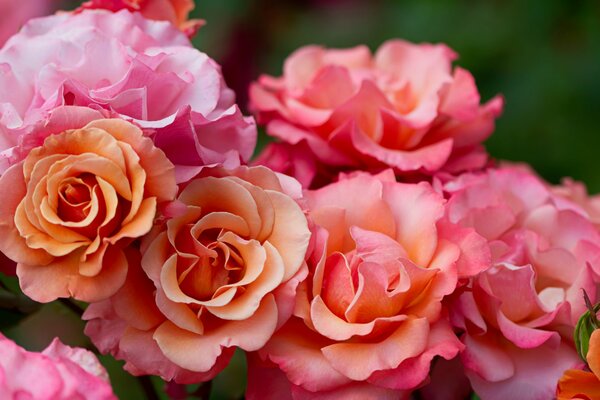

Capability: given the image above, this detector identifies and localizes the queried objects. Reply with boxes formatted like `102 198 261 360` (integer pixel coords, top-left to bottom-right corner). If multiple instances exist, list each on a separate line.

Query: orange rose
84 166 311 382
557 329 600 399
0 119 176 302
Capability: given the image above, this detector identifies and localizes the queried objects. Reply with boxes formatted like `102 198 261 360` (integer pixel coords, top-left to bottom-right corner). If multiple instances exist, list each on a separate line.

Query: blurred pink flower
250 40 503 187
248 170 490 398
0 0 51 47
76 0 204 37
0 334 115 399
445 166 600 400
0 10 256 182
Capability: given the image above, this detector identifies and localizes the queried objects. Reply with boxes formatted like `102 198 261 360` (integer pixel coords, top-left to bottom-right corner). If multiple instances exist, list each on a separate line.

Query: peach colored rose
445 167 600 400
251 40 503 188
557 329 600 400
0 334 115 399
248 170 491 398
84 165 311 382
0 118 176 302
76 0 203 36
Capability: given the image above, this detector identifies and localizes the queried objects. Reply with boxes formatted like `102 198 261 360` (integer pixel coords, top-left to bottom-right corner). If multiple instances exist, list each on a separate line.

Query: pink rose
0 334 115 399
76 0 203 37
444 167 600 400
84 166 311 383
248 171 490 398
551 178 600 230
0 10 256 182
0 0 52 47
250 40 503 187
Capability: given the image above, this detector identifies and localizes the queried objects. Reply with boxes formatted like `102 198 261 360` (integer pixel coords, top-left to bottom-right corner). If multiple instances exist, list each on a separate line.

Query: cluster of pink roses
0 1 598 400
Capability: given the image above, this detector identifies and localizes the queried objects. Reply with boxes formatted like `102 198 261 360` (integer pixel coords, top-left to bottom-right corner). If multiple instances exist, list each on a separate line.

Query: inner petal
179 255 231 301
57 175 95 222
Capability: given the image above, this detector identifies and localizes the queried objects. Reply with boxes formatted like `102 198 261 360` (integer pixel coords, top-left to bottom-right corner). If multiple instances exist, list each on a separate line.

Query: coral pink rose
444 167 600 400
76 0 203 37
0 0 52 47
0 116 176 302
84 165 311 382
250 40 503 188
0 10 255 182
0 334 115 399
248 171 491 398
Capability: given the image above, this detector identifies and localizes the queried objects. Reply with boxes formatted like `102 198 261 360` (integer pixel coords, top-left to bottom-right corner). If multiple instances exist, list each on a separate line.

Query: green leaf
574 290 600 362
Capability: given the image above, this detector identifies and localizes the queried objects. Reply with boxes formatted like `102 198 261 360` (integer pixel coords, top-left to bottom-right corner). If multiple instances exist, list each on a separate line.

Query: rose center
177 227 245 301
57 176 95 222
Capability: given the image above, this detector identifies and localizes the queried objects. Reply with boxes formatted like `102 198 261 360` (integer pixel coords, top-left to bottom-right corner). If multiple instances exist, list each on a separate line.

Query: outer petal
153 295 278 372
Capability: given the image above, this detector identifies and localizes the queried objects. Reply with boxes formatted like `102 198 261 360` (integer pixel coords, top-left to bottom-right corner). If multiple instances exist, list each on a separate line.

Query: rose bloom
246 171 490 398
552 178 600 231
557 329 600 399
0 0 52 47
250 40 503 188
84 165 311 382
0 9 255 182
76 0 203 36
0 334 115 399
0 113 176 303
445 166 600 400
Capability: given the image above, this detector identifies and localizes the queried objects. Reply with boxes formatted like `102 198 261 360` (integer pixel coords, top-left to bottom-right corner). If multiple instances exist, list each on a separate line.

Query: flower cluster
0 2 598 400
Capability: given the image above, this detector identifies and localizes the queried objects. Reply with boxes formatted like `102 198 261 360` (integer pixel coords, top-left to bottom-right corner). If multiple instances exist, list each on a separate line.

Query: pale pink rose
76 0 203 37
444 166 600 400
250 41 503 187
0 334 115 400
552 178 600 230
0 10 256 182
0 112 177 302
248 170 491 398
0 0 52 47
84 165 311 383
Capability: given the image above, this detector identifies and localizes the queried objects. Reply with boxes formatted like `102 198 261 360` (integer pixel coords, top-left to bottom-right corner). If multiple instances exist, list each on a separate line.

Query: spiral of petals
0 118 176 302
84 165 311 382
248 170 490 397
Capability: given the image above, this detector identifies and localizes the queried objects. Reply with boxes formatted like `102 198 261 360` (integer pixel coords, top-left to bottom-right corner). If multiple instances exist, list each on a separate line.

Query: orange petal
557 369 600 400
0 162 52 265
587 329 600 378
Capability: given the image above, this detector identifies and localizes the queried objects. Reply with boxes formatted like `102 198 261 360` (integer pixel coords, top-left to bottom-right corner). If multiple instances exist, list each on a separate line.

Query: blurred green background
4 0 600 399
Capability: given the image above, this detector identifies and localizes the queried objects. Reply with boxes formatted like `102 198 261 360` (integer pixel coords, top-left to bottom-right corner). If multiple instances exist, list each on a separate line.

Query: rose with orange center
0 118 176 302
247 170 490 398
84 166 311 381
